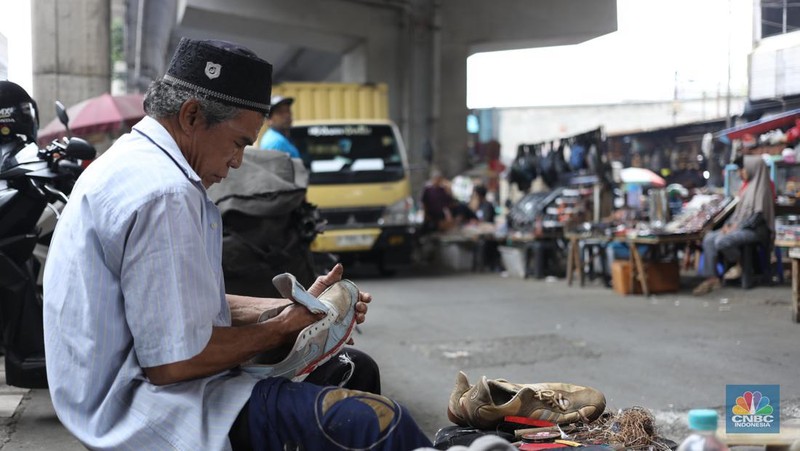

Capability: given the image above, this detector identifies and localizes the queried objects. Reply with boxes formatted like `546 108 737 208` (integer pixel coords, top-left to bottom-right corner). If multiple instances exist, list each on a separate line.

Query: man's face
269 103 292 132
186 109 265 188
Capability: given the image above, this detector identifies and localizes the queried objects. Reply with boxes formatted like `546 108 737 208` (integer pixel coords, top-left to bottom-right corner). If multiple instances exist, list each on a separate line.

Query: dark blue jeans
700 228 761 277
229 348 432 450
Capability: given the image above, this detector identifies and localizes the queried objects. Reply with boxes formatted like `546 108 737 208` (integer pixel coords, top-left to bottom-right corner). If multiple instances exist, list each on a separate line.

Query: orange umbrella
38 93 145 144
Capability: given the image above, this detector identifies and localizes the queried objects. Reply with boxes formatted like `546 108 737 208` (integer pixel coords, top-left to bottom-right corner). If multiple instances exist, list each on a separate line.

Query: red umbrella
38 93 145 144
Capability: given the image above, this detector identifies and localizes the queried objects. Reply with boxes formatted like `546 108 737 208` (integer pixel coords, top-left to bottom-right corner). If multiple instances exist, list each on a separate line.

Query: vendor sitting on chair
693 155 775 295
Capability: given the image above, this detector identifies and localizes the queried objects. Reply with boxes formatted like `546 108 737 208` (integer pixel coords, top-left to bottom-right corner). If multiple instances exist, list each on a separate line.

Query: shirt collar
132 116 202 184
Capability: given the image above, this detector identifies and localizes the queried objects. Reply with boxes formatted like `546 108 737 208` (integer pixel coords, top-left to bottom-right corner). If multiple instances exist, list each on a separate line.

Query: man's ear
177 99 202 134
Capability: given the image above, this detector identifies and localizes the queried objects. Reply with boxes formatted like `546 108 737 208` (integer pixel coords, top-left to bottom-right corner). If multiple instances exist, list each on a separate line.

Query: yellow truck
267 83 418 274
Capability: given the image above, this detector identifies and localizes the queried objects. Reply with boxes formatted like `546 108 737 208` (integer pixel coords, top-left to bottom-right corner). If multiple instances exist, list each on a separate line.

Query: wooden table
719 417 800 449
565 232 611 287
433 230 498 272
505 231 563 279
621 199 738 296
775 239 800 323
623 232 704 297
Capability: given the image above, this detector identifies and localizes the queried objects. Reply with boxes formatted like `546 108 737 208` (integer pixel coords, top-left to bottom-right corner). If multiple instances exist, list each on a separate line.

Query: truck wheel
377 256 396 277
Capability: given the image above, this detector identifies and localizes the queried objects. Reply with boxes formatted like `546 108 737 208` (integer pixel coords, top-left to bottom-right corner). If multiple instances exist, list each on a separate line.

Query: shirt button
210 222 218 230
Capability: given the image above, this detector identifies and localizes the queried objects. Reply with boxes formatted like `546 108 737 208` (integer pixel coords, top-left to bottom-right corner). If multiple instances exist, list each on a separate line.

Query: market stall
776 216 800 322
505 128 611 279
622 194 735 296
717 107 800 214
716 109 800 318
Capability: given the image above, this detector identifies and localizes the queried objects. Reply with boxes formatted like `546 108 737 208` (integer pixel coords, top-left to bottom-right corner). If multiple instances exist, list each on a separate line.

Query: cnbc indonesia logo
732 392 773 425
726 385 780 433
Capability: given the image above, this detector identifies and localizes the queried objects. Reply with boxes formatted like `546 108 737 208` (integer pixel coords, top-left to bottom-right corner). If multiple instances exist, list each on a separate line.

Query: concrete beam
442 0 617 53
130 0 618 186
178 0 398 42
177 6 361 54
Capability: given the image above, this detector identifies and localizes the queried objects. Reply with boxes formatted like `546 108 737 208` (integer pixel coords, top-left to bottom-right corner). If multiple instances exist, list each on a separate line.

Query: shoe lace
336 352 355 387
534 389 594 423
532 389 570 411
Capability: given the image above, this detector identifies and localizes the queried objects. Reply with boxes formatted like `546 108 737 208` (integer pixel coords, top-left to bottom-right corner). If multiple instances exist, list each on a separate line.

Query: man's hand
146 267 374 385
308 263 370 320
308 264 371 344
228 295 291 326
307 263 345 296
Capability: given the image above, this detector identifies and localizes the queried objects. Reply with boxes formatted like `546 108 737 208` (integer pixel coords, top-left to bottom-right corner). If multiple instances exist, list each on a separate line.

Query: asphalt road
1 263 799 449
348 263 800 445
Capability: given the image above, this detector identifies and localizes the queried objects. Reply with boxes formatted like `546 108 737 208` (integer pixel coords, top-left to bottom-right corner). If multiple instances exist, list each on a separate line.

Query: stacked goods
663 195 732 235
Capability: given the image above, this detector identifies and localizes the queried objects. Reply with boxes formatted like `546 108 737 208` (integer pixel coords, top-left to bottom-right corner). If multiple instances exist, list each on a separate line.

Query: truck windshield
290 124 405 185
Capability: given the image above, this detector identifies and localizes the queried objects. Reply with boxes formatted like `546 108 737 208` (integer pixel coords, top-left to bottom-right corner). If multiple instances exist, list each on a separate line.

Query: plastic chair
708 240 782 289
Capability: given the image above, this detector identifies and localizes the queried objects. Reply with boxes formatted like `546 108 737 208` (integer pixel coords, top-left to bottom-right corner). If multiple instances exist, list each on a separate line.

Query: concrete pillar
436 40 470 179
341 43 367 83
0 33 8 80
405 0 437 197
125 0 177 93
32 0 111 127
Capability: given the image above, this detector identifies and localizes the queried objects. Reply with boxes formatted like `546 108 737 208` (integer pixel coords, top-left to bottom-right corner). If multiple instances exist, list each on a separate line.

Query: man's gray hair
143 79 255 126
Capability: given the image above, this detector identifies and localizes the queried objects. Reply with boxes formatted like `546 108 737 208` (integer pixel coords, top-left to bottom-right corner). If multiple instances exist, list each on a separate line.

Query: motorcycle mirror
64 137 96 161
55 101 71 137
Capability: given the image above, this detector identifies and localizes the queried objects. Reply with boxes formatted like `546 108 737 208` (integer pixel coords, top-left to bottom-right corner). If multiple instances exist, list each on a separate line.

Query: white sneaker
242 273 359 381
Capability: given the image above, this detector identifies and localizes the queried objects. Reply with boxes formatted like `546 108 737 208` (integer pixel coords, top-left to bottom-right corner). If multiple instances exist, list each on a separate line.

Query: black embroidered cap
163 37 272 114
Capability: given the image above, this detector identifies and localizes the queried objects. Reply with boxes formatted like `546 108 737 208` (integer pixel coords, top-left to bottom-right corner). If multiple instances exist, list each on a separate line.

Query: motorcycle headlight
379 197 416 226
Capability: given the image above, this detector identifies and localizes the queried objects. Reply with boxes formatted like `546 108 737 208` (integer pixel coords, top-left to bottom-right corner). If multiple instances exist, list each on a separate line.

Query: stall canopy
715 108 800 144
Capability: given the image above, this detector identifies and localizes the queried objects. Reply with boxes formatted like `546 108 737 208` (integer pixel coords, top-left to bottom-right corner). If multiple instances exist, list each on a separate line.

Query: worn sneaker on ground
447 371 606 429
242 273 359 381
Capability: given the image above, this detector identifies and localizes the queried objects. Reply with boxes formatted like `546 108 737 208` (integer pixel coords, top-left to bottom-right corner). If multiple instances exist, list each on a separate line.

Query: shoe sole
290 279 360 380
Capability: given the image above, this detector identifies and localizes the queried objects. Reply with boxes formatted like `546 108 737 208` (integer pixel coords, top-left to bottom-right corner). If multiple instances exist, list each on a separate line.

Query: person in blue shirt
259 95 300 158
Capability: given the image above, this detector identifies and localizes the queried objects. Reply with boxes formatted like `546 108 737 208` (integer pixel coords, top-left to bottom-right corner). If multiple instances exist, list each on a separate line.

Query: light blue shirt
43 116 258 450
259 127 300 158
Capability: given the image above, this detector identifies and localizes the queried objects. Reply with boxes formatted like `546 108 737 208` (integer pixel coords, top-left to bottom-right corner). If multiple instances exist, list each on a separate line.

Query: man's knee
339 348 381 394
304 348 382 394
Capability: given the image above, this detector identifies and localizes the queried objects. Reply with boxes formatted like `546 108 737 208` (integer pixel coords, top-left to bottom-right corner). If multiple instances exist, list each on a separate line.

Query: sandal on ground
723 264 742 280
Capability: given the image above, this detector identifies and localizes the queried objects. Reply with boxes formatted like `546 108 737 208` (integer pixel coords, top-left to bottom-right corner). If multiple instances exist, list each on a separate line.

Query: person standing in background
420 168 454 233
259 95 300 158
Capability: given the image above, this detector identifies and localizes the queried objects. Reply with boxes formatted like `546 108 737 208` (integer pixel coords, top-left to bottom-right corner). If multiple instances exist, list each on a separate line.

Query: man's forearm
227 294 291 326
146 297 327 385
143 320 289 385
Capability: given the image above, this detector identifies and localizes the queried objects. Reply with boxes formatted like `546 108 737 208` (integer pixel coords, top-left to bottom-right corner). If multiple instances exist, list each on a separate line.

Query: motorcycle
0 102 96 388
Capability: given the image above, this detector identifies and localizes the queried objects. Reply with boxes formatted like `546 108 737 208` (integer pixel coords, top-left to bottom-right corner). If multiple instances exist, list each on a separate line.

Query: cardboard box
611 260 680 295
437 241 475 272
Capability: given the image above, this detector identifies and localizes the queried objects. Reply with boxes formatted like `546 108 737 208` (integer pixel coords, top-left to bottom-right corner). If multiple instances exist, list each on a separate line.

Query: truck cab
290 119 418 273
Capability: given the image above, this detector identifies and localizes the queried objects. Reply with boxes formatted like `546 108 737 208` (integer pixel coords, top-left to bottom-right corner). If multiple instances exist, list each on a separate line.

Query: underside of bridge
35 0 616 189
